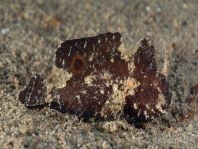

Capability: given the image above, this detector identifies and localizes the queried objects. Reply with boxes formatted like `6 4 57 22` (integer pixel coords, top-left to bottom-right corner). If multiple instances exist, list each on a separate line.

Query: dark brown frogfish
18 32 172 123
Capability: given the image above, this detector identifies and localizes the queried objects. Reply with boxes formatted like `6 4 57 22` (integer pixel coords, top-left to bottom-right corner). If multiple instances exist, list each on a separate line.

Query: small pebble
1 28 10 34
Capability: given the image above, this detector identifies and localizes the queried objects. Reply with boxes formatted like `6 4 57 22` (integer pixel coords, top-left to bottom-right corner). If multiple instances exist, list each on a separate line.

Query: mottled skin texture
124 38 172 122
18 32 172 123
18 74 46 106
51 32 129 119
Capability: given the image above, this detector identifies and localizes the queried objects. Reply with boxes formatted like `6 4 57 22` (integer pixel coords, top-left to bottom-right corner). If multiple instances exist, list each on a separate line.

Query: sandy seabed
0 0 198 148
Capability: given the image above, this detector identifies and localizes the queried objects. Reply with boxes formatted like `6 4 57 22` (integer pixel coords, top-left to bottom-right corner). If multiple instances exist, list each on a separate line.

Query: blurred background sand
0 0 198 148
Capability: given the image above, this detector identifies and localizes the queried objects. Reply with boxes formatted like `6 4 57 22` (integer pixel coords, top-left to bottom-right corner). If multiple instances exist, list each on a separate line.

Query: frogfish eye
71 54 86 73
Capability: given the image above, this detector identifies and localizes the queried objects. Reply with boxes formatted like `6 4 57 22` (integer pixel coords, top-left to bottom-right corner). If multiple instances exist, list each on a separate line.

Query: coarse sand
0 0 198 148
